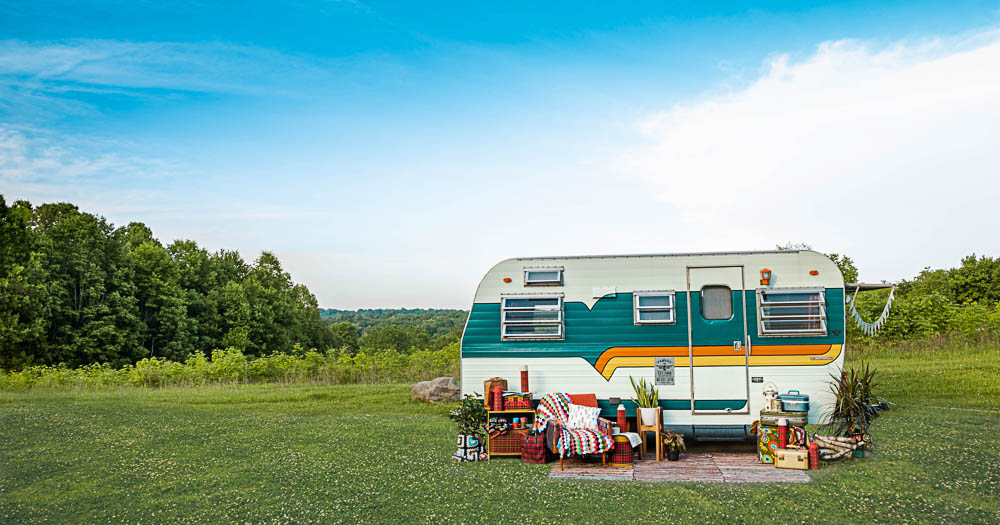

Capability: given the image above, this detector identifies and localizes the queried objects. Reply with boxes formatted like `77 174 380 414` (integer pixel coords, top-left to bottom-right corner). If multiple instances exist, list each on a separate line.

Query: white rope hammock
847 285 895 336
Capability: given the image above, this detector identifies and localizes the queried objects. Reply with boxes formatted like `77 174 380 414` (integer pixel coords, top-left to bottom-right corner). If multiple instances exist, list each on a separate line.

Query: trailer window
524 267 563 286
501 295 564 340
634 291 676 324
758 288 827 335
701 286 733 320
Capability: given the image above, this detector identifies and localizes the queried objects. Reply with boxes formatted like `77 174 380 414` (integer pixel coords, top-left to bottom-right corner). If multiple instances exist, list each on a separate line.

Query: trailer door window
501 295 564 340
758 288 827 335
634 291 676 324
701 286 733 320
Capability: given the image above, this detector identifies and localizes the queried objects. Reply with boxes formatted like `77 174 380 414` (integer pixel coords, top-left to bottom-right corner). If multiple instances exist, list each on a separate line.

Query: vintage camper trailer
460 250 845 440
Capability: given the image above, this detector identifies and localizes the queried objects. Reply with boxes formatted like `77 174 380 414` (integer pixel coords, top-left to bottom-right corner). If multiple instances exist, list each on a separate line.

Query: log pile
813 434 864 461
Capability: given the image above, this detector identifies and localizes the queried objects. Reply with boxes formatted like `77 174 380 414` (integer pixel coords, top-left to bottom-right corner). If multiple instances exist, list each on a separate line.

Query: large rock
411 377 460 403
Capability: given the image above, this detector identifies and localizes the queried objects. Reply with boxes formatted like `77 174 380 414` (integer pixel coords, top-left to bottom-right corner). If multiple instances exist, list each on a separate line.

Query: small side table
636 407 663 461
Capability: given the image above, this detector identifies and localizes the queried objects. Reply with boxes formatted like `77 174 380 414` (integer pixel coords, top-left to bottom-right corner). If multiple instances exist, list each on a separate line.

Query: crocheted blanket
533 393 613 457
533 392 572 433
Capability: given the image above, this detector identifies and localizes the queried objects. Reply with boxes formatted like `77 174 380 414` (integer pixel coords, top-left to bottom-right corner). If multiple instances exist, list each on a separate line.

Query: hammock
847 285 895 336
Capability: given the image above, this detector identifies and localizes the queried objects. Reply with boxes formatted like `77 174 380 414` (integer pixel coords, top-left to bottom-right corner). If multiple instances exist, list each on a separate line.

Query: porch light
760 268 772 286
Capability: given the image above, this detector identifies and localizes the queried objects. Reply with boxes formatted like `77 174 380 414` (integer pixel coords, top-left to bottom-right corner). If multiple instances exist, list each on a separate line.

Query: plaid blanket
533 393 613 458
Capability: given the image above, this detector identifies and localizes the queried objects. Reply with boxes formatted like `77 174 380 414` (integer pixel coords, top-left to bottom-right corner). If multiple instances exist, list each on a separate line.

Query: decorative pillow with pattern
566 403 601 431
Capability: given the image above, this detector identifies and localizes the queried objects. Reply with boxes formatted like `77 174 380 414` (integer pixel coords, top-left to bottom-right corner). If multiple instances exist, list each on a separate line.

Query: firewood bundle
812 434 864 460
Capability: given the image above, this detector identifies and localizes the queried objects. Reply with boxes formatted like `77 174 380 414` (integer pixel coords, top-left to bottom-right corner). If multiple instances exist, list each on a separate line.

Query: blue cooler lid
778 389 809 401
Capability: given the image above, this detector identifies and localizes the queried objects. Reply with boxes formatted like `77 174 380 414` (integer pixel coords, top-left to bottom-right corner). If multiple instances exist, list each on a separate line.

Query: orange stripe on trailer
595 344 840 380
593 344 831 371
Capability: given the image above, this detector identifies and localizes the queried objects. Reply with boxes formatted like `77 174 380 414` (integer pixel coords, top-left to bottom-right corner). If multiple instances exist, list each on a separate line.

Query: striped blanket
533 393 613 458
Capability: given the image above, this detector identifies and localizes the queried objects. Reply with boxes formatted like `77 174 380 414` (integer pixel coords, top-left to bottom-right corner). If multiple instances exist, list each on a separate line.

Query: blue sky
2 1 999 308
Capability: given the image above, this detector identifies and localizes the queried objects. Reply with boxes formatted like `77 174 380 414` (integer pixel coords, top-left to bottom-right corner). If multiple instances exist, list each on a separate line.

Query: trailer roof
511 249 805 261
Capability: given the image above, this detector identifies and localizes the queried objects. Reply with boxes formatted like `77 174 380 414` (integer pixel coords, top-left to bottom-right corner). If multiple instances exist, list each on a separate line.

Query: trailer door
686 266 750 415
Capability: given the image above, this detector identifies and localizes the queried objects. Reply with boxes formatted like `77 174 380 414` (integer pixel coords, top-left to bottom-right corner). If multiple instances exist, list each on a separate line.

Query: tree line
322 309 467 354
0 196 333 369
850 254 1000 340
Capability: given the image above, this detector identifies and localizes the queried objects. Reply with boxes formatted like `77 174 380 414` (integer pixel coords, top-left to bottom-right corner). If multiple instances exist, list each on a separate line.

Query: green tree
328 321 360 353
826 253 859 284
950 254 1000 305
30 203 142 366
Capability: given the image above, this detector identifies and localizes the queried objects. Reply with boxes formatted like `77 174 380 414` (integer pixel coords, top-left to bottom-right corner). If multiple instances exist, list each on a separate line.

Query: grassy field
1 342 998 524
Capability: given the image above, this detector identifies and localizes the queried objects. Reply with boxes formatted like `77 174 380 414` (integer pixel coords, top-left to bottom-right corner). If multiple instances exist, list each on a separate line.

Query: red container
491 386 504 412
617 404 627 430
808 441 820 470
609 435 634 466
778 424 788 450
520 365 529 392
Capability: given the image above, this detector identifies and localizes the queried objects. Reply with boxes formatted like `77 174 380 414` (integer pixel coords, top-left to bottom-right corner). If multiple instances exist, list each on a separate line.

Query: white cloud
0 39 330 96
623 30 1000 281
0 125 177 182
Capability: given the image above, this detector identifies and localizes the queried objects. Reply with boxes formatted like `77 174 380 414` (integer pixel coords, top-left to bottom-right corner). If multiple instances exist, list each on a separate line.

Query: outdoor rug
547 452 811 483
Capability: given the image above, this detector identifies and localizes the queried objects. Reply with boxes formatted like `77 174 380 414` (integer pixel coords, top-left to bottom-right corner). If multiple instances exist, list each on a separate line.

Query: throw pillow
566 403 601 431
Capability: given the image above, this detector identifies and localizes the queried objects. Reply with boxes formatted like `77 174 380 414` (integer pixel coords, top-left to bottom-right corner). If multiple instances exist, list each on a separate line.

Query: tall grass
0 343 459 390
847 335 1000 410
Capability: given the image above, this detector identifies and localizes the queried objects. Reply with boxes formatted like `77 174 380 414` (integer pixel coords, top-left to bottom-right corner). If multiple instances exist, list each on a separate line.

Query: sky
1 1 999 308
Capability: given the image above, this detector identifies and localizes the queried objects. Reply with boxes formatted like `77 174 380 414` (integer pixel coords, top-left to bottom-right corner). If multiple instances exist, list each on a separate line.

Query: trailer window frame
501 293 565 340
633 290 677 325
757 287 827 336
523 266 564 286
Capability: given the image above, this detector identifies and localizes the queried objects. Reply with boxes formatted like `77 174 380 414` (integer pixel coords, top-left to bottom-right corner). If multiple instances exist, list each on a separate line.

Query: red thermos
493 386 504 410
808 441 820 470
617 404 627 431
777 418 788 449
520 365 529 392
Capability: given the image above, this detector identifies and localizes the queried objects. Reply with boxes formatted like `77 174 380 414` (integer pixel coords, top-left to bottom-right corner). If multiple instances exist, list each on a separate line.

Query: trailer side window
701 286 733 320
758 288 827 335
524 267 563 286
634 291 676 324
501 294 564 340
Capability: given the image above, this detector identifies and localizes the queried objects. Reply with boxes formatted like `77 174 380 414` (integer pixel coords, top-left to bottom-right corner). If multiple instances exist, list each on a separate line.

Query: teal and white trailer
460 250 846 439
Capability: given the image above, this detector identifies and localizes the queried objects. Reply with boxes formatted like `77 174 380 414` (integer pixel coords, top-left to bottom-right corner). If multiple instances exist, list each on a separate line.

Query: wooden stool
636 407 663 461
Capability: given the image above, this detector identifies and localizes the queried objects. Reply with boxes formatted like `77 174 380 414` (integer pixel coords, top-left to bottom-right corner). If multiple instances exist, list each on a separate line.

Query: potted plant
662 430 686 461
449 394 489 461
823 362 889 454
630 376 659 426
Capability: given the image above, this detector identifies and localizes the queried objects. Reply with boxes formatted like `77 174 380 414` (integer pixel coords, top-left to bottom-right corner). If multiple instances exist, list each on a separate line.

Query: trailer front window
501 294 564 340
758 288 827 335
634 291 676 324
524 267 563 286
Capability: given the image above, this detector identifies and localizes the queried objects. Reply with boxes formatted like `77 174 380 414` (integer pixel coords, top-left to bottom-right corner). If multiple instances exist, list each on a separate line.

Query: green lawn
1 343 998 524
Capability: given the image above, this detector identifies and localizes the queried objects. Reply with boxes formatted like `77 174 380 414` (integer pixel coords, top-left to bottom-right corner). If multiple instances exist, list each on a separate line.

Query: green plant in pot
449 393 488 444
630 376 659 426
662 430 686 461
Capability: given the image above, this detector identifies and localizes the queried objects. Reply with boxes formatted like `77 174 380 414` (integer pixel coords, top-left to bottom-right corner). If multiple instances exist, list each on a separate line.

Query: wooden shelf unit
486 409 536 458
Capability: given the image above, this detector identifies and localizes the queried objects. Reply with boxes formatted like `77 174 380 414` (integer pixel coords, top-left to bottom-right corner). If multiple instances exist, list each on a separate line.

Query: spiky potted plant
823 362 889 455
630 376 659 426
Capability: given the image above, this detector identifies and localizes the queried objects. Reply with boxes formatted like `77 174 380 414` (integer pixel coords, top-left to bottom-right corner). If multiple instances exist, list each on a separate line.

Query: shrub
0 343 460 390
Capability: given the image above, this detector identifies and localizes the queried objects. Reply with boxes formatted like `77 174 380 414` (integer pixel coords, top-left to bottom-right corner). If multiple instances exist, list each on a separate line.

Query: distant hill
319 309 469 347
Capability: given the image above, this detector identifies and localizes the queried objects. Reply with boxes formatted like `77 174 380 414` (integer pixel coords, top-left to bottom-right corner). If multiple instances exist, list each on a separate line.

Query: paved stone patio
548 447 811 483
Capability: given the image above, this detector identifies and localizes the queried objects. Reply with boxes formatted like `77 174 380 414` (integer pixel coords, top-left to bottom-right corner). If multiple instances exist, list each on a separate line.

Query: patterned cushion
566 403 601 430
